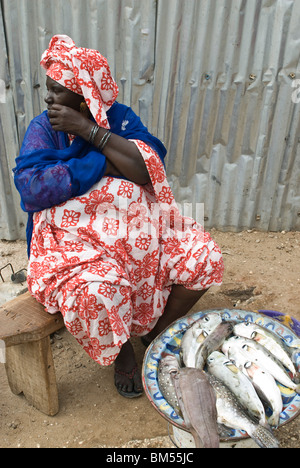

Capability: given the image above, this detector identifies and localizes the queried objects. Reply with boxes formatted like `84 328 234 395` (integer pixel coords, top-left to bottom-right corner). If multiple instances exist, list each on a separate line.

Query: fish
196 312 223 334
158 354 182 416
206 373 279 448
173 367 220 448
180 313 223 367
225 345 283 428
233 321 298 377
223 336 300 394
194 321 234 369
180 321 207 368
158 355 220 448
206 351 267 427
243 361 283 428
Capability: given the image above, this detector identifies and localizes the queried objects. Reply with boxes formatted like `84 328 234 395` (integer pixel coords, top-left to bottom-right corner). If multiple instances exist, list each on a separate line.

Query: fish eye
204 316 210 322
244 361 252 369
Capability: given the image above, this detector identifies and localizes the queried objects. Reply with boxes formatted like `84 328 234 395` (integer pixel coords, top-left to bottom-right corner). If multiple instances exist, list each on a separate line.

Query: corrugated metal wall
152 0 300 232
1 0 300 240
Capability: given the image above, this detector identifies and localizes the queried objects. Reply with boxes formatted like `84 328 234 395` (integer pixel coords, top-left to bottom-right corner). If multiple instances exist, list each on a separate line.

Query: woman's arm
47 104 151 185
14 115 107 213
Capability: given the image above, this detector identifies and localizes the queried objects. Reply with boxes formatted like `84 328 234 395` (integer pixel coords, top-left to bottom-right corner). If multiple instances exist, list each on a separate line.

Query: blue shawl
13 102 167 256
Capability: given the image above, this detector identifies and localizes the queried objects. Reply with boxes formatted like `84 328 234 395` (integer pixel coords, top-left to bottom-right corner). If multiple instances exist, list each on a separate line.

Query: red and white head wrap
40 35 118 129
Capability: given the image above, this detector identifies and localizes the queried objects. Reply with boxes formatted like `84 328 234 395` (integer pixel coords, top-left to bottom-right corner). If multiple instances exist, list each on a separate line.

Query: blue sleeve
14 151 107 213
14 114 107 213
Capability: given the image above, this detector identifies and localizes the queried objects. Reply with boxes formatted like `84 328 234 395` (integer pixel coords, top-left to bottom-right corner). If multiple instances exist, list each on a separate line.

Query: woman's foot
114 340 143 398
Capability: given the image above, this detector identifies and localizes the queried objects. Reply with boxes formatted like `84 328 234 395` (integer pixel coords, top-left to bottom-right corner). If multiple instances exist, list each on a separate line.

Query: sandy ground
0 229 299 449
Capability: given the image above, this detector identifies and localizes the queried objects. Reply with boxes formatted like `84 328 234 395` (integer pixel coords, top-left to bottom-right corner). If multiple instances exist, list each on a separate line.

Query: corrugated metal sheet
152 0 300 231
0 2 27 239
0 0 300 240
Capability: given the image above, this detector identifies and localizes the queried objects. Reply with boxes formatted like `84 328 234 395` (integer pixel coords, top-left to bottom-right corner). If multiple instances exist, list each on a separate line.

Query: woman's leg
114 340 143 397
145 285 208 343
114 285 207 397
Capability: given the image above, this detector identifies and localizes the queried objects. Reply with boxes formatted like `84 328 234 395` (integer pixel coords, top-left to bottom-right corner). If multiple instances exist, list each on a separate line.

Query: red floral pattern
28 141 224 366
61 209 81 228
117 181 134 199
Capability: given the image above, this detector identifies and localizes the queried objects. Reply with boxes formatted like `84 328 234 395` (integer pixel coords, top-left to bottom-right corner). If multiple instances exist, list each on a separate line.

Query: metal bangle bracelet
100 131 112 151
88 124 100 144
98 130 111 151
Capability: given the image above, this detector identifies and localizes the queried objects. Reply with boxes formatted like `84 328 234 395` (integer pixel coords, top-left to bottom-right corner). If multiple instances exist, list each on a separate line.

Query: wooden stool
0 291 65 416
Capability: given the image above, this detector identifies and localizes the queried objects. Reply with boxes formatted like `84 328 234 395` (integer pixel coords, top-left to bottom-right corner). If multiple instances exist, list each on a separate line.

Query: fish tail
250 425 279 449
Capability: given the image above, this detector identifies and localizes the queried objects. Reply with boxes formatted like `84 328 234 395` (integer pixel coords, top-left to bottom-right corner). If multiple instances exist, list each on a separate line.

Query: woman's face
45 76 83 111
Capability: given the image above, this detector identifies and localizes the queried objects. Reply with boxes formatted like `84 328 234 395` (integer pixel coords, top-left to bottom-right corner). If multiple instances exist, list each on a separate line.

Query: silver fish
195 321 234 369
196 312 223 334
244 361 283 428
233 321 298 377
207 373 279 448
206 351 267 427
158 354 181 416
225 345 283 428
173 367 220 448
223 336 300 394
180 313 223 367
181 321 207 368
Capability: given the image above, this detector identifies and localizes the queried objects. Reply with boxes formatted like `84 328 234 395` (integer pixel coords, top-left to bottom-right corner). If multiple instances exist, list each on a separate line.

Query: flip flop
114 365 143 398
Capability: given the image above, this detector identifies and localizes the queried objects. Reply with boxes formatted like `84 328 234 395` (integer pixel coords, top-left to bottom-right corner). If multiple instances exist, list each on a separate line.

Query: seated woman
13 35 224 398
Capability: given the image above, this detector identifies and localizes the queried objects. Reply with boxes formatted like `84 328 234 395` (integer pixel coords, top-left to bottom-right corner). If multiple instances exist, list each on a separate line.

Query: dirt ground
0 229 299 449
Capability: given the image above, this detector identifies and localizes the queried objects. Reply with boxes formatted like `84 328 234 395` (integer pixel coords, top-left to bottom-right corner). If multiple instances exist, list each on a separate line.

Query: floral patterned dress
27 140 224 366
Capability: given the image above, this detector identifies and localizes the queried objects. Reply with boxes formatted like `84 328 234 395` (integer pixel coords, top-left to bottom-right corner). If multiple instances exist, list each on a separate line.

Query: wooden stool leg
5 336 59 416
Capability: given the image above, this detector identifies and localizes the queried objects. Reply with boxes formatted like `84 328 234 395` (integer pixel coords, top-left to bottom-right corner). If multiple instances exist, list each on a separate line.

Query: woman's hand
48 104 90 136
48 104 151 185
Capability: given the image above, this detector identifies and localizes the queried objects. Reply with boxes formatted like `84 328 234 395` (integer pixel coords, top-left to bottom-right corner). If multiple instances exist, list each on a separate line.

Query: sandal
114 365 143 399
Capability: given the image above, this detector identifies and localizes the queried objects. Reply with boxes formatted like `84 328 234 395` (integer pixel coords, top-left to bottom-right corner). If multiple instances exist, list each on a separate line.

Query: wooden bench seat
0 291 65 416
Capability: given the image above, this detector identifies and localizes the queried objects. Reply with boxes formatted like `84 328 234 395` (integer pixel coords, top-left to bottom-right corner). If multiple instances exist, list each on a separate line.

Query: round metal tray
142 309 300 440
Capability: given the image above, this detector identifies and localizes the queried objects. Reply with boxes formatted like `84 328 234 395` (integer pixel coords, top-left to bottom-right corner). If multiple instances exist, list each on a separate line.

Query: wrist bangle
98 130 112 152
88 124 99 144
